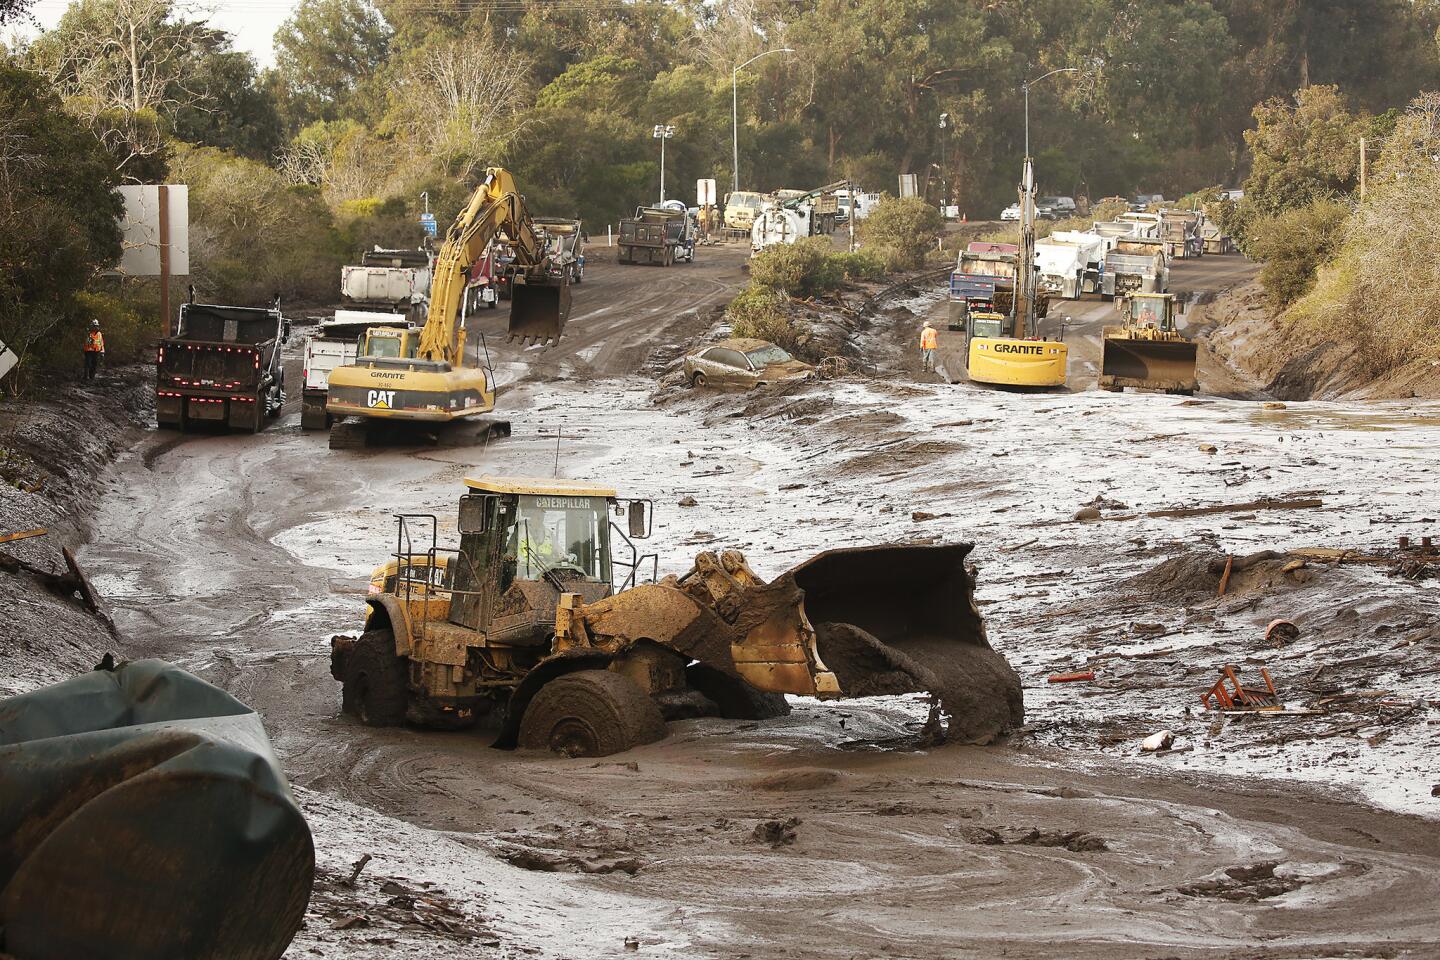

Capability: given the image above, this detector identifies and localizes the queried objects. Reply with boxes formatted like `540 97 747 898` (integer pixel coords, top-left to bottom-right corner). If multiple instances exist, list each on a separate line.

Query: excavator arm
420 167 571 361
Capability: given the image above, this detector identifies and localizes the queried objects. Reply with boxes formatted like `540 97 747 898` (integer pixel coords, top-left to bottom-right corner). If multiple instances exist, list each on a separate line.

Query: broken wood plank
0 528 47 546
1079 497 1325 523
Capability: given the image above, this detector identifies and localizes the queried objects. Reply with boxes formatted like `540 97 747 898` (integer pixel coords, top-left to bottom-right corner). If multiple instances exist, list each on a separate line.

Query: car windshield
507 494 610 583
745 345 793 366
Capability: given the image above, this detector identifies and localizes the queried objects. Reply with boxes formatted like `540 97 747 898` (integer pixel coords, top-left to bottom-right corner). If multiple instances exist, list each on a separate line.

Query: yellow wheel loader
1098 291 1198 395
326 168 573 448
330 476 1024 755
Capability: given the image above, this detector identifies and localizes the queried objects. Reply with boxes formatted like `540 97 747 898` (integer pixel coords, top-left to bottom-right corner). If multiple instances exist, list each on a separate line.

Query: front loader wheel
686 663 791 720
341 629 409 727
518 669 665 758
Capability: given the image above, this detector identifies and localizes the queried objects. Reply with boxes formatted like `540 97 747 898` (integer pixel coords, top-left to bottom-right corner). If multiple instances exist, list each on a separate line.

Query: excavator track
328 417 368 450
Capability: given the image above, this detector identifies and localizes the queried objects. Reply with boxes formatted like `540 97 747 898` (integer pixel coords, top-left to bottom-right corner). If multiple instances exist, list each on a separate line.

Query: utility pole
1360 137 1368 201
653 124 674 203
731 48 795 195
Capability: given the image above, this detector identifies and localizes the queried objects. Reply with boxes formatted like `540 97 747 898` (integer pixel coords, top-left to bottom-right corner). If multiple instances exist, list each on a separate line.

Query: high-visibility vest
920 327 938 350
84 331 105 352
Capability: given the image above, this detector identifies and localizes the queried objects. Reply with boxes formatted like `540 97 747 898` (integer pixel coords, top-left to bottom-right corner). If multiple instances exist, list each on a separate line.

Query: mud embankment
0 367 152 694
1200 280 1440 400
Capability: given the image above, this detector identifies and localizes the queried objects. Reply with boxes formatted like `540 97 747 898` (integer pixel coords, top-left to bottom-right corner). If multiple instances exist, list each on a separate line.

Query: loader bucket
1099 335 1198 392
787 543 1024 742
508 280 571 345
0 659 313 960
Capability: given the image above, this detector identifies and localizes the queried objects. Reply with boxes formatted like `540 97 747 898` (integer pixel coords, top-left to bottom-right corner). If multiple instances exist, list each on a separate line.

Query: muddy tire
690 372 707 388
518 669 665 758
685 663 791 720
341 629 409 727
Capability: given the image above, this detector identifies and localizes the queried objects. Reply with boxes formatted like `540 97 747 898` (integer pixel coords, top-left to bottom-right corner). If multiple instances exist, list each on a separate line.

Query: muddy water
64 252 1440 957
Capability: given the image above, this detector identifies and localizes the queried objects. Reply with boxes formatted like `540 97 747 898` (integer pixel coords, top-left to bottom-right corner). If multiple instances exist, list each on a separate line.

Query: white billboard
114 184 189 277
696 178 717 206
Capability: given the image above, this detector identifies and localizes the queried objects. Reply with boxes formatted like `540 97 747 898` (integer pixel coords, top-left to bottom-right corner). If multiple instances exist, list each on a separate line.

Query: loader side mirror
627 500 650 539
458 494 491 534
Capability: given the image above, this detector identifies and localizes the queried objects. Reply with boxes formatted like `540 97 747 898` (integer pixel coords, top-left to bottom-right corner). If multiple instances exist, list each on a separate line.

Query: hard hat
923 320 932 327
90 320 100 327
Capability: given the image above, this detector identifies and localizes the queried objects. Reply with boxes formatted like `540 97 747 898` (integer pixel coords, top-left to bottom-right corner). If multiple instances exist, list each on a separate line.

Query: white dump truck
1035 231 1110 299
339 248 432 317
1102 237 1169 300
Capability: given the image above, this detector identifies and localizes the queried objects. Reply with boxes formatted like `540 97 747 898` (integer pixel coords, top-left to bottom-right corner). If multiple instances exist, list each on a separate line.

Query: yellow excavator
1098 291 1198 395
326 168 571 447
963 157 1068 388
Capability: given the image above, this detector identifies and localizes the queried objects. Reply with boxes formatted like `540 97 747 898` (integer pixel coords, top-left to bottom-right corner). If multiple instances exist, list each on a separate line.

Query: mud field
7 243 1439 958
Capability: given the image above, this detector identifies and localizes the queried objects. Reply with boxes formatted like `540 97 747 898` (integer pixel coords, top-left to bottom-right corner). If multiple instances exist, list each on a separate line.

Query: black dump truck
618 206 689 265
156 302 288 433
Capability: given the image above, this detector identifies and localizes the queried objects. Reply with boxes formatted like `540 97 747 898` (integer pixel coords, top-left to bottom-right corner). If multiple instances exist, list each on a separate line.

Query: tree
272 0 391 128
859 197 943 270
0 62 123 384
1242 84 1384 215
168 41 282 160
171 143 344 302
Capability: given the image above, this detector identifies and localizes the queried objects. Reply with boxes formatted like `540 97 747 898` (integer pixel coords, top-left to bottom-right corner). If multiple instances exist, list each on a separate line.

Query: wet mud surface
7 248 1437 957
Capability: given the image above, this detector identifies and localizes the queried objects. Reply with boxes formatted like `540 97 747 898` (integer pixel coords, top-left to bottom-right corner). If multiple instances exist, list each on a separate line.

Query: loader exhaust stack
507 280 571 345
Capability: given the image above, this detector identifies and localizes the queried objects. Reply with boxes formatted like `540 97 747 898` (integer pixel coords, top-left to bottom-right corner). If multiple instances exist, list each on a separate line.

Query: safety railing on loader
609 497 657 592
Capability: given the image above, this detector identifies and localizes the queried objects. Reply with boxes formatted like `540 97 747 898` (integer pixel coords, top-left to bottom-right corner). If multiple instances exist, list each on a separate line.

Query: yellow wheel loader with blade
329 476 1024 755
326 168 572 448
1098 291 1198 395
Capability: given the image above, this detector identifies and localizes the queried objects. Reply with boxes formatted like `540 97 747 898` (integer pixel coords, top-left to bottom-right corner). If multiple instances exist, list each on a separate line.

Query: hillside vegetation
4 0 1440 388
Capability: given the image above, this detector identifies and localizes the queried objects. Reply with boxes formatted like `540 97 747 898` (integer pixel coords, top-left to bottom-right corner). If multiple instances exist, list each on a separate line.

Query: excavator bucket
785 543 1024 742
508 280 571 345
0 659 313 960
1099 334 1198 393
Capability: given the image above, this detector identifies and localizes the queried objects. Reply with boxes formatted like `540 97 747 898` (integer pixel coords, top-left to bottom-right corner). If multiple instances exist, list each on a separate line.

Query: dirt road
77 245 1440 958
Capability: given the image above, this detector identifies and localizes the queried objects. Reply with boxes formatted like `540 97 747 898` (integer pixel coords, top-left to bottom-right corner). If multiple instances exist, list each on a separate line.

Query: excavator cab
358 326 419 360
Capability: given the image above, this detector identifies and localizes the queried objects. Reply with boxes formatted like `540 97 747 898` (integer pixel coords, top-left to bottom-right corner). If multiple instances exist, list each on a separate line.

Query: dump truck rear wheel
341 629 409 727
685 663 791 720
518 669 665 758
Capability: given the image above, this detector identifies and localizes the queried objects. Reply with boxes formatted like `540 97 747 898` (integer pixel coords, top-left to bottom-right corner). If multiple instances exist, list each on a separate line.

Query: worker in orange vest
919 320 938 372
82 319 105 381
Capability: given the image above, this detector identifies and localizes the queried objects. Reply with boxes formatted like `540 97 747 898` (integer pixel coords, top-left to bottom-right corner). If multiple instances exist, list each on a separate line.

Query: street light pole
653 124 675 203
1022 67 1078 160
731 47 795 195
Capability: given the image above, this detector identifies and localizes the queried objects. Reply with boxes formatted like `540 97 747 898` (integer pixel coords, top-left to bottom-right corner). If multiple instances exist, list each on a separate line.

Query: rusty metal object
0 659 313 960
1217 554 1234 596
1048 671 1095 683
1202 664 1280 711
0 527 47 545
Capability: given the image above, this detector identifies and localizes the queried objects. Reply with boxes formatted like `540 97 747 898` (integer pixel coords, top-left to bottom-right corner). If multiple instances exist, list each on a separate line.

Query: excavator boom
423 167 571 359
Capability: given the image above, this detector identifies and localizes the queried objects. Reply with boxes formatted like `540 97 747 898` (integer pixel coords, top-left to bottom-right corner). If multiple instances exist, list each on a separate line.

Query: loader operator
919 321 938 372
83 320 105 381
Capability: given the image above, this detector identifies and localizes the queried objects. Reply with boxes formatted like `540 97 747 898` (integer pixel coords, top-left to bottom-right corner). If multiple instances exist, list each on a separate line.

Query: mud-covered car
682 338 814 388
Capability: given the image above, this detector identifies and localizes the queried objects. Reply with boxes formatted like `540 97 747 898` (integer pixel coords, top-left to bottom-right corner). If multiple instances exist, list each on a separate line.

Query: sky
20 0 296 65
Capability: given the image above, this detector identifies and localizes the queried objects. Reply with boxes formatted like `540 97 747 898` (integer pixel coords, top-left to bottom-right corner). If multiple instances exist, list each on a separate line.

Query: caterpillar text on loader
329 476 1024 756
963 158 1068 389
1098 291 1198 395
326 168 572 448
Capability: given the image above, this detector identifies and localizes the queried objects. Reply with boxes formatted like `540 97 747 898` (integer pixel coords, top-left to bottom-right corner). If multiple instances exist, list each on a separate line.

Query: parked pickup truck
301 311 415 430
618 206 688 266
156 302 288 433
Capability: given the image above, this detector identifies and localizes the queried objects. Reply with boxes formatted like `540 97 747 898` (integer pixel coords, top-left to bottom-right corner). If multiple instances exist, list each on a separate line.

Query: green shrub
1248 200 1351 308
859 197 943 270
748 238 833 297
748 239 886 299
726 284 805 352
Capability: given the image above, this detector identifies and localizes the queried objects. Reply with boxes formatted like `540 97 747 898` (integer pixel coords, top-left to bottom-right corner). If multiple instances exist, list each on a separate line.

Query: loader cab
1122 292 1182 332
444 477 656 632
